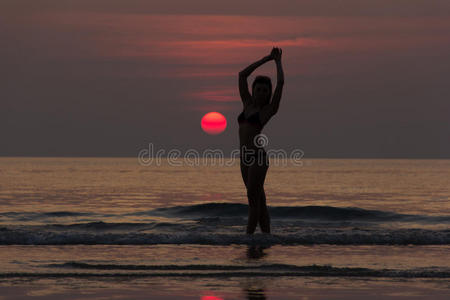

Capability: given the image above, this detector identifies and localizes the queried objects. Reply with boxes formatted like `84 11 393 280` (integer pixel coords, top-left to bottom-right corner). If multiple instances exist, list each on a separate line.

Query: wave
124 203 450 223
0 211 95 222
1 229 449 245
1 263 449 278
2 204 449 223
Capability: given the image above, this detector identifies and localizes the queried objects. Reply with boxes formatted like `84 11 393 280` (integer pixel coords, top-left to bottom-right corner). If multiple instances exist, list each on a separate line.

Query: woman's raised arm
259 48 284 126
271 50 285 113
239 54 273 77
238 49 275 107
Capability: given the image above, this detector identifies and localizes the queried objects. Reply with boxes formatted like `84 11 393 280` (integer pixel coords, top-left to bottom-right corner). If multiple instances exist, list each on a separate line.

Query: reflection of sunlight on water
201 295 223 300
2 157 450 219
379 222 450 230
26 284 63 297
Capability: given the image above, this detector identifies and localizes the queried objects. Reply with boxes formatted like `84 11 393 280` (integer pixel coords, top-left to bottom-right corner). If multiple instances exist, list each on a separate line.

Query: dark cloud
3 0 450 17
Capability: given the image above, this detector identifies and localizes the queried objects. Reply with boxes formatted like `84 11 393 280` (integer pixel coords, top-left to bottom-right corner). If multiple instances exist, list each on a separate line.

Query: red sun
201 112 227 135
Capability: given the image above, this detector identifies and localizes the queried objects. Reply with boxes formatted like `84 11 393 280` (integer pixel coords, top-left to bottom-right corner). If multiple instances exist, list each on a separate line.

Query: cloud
4 0 450 17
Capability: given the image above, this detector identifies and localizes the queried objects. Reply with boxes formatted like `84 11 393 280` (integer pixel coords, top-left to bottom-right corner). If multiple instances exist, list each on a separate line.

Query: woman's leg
240 161 249 189
246 160 269 234
259 188 271 233
241 160 255 233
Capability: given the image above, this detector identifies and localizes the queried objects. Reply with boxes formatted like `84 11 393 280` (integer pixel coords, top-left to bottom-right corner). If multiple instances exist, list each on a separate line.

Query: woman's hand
271 47 282 62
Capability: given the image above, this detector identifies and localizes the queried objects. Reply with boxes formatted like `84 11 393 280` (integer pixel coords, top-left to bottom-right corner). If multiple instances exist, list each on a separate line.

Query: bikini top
237 110 263 127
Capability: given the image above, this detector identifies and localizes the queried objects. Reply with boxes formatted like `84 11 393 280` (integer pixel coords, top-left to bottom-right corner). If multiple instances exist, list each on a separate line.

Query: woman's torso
237 105 266 152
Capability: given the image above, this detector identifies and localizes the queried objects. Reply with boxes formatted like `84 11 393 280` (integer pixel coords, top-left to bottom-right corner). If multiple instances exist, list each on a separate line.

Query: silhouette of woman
238 47 284 234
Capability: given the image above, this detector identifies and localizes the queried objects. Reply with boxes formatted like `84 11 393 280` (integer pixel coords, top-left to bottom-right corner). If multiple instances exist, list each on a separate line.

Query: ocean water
0 157 449 299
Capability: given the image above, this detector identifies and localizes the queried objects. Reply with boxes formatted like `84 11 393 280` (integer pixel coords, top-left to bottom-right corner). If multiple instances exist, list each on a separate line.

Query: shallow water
0 157 449 299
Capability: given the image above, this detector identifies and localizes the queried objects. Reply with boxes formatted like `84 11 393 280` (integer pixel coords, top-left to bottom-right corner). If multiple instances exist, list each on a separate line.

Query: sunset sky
1 0 449 158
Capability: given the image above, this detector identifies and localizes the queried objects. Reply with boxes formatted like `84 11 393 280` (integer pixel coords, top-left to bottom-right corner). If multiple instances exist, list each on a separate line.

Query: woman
238 47 284 234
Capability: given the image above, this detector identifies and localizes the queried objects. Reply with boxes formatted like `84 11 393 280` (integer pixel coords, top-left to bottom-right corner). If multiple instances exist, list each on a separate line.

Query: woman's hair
252 75 272 105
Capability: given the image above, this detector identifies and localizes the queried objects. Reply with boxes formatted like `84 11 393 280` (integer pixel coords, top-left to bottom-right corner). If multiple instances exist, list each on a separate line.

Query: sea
0 157 449 299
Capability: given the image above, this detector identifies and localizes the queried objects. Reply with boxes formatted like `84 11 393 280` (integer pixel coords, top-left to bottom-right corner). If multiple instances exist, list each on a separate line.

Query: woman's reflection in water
246 287 266 300
243 244 271 299
246 245 270 259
